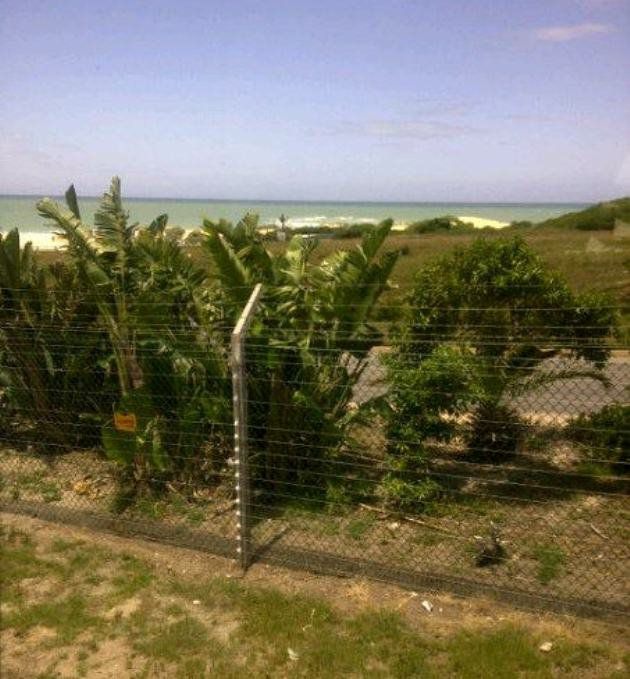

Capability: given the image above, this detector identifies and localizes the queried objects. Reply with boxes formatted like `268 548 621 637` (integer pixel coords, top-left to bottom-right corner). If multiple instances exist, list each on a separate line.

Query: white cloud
533 22 614 42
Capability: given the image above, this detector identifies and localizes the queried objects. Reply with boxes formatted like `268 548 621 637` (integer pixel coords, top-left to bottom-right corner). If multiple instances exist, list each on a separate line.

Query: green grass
135 616 213 661
111 553 153 599
40 224 630 306
446 626 607 678
1 524 626 678
2 593 101 643
346 517 373 540
533 544 567 584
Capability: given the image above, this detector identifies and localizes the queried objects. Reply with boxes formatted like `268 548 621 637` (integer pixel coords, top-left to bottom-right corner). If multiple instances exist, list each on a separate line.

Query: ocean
0 195 585 249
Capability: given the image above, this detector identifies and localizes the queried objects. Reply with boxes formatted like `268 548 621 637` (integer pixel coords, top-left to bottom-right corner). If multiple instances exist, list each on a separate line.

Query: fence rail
1 287 628 624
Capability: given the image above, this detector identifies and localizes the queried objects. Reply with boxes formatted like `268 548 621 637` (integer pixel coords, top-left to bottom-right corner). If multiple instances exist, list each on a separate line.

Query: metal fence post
231 283 263 571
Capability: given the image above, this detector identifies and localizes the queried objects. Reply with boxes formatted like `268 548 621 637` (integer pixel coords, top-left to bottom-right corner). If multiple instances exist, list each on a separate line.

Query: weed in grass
50 538 80 553
40 481 62 503
186 507 206 526
176 657 209 678
111 554 153 598
169 493 208 525
577 460 611 478
164 602 186 617
2 594 101 643
0 536 63 604
533 544 566 584
412 529 451 547
346 518 373 541
317 517 341 537
135 616 214 662
235 583 334 642
447 626 547 678
551 639 608 671
134 496 168 520
343 610 431 677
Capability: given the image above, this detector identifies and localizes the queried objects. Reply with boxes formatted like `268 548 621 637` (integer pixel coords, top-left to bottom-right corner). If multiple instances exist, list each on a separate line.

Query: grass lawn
36 225 630 301
1 514 628 678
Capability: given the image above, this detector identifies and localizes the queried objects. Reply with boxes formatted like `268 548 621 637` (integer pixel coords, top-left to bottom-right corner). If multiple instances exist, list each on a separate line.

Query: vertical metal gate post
231 284 263 570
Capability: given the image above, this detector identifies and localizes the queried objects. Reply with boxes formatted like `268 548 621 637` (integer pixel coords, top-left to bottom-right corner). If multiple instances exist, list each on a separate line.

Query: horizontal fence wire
1 289 629 624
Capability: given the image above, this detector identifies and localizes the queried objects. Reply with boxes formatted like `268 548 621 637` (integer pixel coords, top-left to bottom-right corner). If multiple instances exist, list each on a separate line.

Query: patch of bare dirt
1 626 60 678
103 595 143 621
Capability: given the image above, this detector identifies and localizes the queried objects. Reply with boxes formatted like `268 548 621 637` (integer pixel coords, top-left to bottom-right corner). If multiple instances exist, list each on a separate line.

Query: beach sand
458 215 509 229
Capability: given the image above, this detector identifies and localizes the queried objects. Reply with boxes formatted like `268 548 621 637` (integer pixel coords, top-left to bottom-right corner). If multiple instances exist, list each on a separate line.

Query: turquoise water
0 195 585 234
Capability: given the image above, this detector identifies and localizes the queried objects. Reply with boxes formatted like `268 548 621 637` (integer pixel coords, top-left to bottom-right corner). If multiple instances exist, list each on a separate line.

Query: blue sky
1 0 628 202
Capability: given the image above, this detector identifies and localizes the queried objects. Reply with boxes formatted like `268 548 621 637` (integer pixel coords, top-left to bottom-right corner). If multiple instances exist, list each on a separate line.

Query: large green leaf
64 184 81 220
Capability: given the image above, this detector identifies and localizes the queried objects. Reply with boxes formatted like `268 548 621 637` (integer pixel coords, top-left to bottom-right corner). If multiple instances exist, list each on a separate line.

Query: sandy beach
458 215 510 229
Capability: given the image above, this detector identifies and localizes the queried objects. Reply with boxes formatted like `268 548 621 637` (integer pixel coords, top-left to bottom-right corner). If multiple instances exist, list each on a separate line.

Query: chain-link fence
1 286 628 623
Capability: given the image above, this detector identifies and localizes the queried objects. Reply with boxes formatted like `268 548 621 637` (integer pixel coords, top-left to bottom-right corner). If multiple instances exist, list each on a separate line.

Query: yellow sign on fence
114 412 137 433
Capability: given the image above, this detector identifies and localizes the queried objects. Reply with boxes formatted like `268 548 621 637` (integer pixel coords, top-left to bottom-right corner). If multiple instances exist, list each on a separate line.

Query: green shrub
377 345 481 510
406 215 473 235
568 404 629 472
394 236 616 462
0 229 113 447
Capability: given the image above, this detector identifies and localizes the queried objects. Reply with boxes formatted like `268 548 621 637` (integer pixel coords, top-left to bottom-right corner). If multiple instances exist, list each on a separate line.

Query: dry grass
1 513 628 678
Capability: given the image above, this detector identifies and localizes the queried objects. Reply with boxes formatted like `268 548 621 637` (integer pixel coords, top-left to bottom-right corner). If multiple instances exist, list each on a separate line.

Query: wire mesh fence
1 284 628 623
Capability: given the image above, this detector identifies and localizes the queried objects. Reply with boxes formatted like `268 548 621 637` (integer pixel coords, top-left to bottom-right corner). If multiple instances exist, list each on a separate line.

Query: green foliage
0 229 112 446
377 345 480 509
532 543 566 584
35 179 232 482
406 215 474 234
568 404 629 472
331 222 379 239
203 217 399 496
537 196 630 231
394 236 615 462
446 626 548 678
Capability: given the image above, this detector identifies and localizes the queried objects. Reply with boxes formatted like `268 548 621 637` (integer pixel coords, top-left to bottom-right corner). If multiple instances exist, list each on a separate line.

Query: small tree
394 237 616 462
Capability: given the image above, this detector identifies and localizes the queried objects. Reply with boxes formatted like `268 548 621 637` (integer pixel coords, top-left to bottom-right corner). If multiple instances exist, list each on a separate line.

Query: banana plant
203 217 399 493
0 229 109 446
37 179 231 481
38 179 142 396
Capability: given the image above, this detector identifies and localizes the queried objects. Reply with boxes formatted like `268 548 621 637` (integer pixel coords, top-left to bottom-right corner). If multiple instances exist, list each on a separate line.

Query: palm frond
37 198 100 264
94 176 134 253
203 227 251 305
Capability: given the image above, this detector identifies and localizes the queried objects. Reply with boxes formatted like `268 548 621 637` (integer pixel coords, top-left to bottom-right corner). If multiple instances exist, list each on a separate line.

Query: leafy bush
392 237 616 464
331 223 379 239
377 345 481 509
406 216 473 235
567 404 629 472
